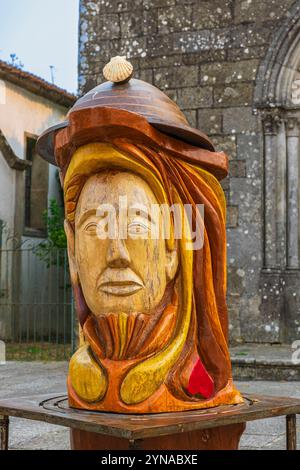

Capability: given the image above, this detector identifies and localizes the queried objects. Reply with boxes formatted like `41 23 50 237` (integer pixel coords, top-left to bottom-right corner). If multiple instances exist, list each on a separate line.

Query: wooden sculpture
37 57 245 449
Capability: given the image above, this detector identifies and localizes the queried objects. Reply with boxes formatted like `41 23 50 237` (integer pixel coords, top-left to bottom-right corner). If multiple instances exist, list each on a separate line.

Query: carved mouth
98 280 144 296
98 268 144 296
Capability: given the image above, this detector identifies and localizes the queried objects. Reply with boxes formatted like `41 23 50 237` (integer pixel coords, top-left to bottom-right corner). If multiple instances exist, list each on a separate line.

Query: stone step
230 343 300 381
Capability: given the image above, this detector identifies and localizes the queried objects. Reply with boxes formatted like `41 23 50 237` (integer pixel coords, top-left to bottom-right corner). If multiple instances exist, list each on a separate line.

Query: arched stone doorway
255 2 300 343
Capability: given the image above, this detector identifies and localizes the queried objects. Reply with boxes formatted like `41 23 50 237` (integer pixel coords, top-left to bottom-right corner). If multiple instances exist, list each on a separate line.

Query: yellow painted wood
120 189 193 405
118 313 128 359
69 345 107 403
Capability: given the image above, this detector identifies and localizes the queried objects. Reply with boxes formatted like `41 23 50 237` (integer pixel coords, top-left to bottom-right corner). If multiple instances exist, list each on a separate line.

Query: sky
0 0 79 93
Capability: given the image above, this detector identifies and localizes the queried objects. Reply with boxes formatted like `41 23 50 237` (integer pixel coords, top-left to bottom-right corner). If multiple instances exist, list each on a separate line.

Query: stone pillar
276 118 287 268
263 112 280 269
286 117 299 269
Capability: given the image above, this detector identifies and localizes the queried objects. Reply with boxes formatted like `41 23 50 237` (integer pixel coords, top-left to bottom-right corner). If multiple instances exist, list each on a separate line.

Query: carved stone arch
255 1 300 343
254 0 300 107
254 1 300 273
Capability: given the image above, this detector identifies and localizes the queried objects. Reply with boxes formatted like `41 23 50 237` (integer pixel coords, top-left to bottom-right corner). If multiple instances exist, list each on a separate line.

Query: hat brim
36 121 68 165
36 115 214 167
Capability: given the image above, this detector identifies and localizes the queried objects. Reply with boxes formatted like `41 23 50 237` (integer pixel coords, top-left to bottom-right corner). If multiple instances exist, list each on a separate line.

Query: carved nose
106 237 131 268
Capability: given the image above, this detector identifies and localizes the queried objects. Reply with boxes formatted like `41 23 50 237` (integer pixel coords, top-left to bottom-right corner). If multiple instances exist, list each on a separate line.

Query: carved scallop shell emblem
103 56 133 84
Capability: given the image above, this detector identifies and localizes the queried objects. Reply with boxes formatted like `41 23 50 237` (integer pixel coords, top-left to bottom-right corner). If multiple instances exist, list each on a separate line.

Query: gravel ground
0 361 299 450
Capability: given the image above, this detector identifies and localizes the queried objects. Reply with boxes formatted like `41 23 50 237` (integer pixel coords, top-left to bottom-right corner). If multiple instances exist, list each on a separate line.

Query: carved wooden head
60 141 242 412
36 59 242 413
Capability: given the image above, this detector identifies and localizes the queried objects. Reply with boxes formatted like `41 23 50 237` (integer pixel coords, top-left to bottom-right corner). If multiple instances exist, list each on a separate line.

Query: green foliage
44 198 66 249
35 199 67 267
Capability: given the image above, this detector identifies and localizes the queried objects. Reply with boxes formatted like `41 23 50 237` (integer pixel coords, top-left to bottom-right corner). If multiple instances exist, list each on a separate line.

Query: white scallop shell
103 56 133 83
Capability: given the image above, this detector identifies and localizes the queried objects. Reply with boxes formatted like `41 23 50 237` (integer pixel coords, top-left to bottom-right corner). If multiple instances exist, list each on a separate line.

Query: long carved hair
63 138 233 404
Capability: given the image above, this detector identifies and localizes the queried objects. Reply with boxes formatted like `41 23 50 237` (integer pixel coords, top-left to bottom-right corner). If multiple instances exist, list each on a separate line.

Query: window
24 136 49 236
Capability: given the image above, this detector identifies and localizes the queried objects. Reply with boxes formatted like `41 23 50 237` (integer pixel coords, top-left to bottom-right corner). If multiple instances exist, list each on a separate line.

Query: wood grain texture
62 142 241 413
70 424 246 450
36 75 219 166
54 107 227 180
0 394 299 440
0 415 9 451
286 414 297 450
37 77 239 418
68 78 215 153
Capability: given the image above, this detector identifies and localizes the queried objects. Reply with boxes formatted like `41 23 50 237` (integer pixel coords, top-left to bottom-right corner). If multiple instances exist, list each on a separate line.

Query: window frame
23 132 48 238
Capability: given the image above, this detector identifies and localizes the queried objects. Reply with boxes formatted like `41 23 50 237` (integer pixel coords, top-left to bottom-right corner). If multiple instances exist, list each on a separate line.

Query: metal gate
0 235 75 360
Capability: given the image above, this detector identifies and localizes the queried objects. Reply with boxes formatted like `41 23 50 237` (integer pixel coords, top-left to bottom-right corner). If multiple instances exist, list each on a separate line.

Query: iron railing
0 235 75 360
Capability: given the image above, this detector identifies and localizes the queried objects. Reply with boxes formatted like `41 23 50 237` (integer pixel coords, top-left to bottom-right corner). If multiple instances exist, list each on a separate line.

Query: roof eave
0 61 76 108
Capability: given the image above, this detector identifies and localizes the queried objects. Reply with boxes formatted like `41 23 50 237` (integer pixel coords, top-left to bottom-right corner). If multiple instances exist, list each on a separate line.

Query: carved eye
128 221 150 236
84 222 97 234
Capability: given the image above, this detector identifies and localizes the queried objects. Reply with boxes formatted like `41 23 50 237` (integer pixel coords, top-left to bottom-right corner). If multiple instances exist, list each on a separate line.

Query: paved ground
0 362 299 450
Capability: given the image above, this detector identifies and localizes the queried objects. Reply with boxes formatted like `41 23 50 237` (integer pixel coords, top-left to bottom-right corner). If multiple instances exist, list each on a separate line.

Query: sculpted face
68 170 177 316
63 144 242 416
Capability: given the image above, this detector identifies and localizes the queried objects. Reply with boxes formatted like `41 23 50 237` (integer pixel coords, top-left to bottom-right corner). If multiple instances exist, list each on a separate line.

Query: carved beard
83 281 178 361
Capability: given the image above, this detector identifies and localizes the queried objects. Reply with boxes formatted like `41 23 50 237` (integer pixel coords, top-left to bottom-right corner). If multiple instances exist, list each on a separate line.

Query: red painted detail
187 358 214 399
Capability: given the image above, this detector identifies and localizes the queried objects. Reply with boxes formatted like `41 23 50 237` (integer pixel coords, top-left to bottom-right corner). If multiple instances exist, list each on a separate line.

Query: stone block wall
78 0 300 344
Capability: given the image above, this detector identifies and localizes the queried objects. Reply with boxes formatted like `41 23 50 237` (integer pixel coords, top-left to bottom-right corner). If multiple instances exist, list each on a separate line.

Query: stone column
276 118 287 268
263 112 280 269
286 117 299 269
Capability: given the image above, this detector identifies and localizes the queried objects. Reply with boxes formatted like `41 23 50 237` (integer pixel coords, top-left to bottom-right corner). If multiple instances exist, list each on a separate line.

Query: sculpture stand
0 393 299 450
70 425 245 450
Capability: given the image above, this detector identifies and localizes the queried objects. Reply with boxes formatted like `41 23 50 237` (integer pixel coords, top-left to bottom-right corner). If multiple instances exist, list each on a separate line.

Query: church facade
78 0 300 345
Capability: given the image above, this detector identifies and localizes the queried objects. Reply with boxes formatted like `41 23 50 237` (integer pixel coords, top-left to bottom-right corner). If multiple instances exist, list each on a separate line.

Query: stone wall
78 0 300 344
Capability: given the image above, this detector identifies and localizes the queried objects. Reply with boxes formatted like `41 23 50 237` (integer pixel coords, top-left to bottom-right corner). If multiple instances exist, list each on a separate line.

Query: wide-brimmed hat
36 57 228 180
